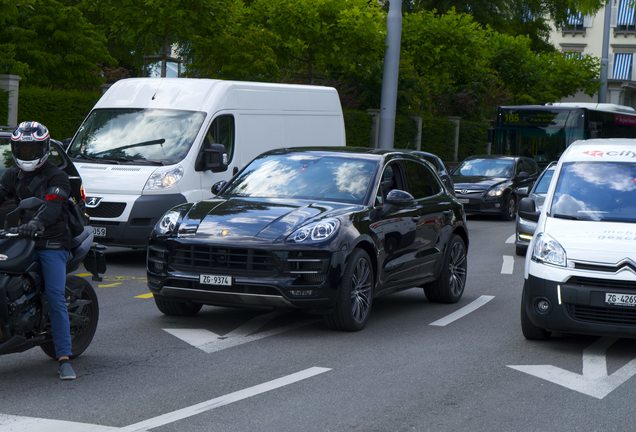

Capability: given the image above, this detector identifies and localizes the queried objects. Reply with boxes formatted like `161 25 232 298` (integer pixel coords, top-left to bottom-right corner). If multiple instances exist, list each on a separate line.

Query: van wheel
520 294 550 340
424 235 467 303
502 195 517 221
324 249 374 331
154 294 202 316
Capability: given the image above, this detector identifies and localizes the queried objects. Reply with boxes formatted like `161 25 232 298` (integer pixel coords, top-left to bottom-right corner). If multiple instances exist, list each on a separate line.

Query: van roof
562 138 636 162
96 78 341 113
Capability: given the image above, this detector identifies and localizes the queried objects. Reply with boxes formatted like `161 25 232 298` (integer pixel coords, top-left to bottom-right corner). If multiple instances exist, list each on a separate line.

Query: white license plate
199 274 232 286
458 198 469 204
605 293 636 307
93 226 107 237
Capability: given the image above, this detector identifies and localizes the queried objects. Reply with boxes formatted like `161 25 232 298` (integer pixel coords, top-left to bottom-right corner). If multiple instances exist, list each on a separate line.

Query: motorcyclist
0 121 76 380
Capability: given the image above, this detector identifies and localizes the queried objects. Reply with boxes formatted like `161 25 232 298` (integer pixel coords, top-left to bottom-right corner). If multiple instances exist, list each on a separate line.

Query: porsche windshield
550 161 636 222
223 153 378 204
67 108 206 165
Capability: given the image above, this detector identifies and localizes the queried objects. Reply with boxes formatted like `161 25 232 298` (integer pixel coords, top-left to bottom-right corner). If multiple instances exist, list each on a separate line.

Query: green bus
492 103 636 166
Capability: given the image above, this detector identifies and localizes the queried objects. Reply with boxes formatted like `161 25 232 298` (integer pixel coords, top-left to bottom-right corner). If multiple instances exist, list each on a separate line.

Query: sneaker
58 361 77 380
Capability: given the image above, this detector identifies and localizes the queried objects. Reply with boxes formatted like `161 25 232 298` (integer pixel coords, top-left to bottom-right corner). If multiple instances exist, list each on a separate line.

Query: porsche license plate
199 274 232 286
605 293 636 307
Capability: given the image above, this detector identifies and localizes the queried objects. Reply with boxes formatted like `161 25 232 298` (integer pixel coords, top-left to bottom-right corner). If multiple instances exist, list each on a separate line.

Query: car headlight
531 232 566 267
487 184 507 197
155 210 181 235
144 166 184 190
288 219 340 243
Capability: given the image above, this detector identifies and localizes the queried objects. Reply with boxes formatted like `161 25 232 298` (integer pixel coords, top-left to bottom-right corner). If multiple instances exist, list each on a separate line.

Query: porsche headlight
288 219 340 243
155 210 181 235
532 232 566 267
144 166 184 190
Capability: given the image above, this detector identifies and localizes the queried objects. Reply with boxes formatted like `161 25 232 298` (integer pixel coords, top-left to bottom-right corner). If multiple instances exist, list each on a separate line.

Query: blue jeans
36 249 71 359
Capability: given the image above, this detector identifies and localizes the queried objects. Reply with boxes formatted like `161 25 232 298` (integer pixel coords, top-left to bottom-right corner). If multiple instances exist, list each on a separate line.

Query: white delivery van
519 138 636 339
66 78 346 248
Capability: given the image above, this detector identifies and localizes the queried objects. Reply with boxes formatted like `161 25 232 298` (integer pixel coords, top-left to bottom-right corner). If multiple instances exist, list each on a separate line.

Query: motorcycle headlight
487 184 507 197
531 232 567 267
288 219 340 243
144 166 184 190
155 210 181 235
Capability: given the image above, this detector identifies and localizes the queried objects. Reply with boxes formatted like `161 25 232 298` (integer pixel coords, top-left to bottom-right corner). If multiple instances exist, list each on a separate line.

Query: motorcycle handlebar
0 227 41 239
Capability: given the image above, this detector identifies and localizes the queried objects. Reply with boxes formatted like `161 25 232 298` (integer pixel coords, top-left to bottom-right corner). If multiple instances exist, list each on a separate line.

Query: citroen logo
85 197 102 208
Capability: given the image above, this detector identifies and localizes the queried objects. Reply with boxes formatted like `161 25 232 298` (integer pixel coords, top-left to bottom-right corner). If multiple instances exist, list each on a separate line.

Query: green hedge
18 87 100 139
0 90 8 125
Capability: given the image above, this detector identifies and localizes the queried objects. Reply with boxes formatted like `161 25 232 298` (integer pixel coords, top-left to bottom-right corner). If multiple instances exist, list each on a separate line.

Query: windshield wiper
552 213 586 221
92 138 166 156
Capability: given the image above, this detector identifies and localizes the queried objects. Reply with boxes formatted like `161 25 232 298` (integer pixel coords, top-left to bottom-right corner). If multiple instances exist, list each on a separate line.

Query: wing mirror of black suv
211 180 228 196
516 171 530 180
518 197 539 222
385 189 415 207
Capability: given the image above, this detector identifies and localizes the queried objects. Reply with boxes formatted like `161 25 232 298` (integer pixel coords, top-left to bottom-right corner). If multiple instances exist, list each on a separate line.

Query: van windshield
550 161 636 222
67 108 206 165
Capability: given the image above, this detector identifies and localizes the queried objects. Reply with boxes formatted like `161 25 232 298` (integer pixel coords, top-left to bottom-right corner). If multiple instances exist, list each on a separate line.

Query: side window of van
204 115 235 163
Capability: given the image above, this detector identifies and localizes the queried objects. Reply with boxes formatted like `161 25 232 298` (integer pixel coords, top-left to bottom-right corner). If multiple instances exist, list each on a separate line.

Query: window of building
562 10 585 33
612 52 634 80
615 0 636 33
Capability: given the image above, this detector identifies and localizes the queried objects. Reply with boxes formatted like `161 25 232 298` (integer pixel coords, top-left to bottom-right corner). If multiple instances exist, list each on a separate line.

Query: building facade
549 0 636 108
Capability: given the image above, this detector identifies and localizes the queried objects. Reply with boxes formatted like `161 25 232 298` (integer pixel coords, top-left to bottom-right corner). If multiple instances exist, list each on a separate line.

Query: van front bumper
522 274 636 338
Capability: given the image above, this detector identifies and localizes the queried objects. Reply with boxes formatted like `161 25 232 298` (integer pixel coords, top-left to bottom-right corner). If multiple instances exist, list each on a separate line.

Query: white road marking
508 337 636 399
0 367 331 432
119 367 331 432
164 311 316 353
501 255 514 274
0 415 116 431
429 295 495 327
505 234 515 244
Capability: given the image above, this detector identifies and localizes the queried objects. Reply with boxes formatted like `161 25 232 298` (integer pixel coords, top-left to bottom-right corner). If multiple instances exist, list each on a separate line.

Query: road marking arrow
508 337 636 399
164 311 316 353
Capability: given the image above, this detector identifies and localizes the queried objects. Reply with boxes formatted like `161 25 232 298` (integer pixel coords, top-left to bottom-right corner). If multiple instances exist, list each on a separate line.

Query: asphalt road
1 217 635 432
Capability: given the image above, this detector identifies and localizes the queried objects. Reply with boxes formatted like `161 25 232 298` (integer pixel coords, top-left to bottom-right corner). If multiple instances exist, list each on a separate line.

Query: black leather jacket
0 161 72 249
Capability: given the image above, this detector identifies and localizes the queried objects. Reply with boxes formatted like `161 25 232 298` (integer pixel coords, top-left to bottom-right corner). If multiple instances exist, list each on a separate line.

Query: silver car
514 162 556 256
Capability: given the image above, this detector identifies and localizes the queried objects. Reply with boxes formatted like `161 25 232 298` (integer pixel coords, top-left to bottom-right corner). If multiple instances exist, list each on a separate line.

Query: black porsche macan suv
147 147 469 331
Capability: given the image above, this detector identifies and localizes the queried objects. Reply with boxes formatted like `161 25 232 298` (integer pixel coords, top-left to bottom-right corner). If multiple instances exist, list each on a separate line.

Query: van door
197 113 236 198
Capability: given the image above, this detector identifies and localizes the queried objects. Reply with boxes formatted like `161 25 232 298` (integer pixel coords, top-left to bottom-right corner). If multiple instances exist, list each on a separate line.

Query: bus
492 102 636 166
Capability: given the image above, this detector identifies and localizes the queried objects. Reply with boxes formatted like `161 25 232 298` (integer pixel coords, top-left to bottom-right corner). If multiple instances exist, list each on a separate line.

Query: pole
598 2 611 103
378 0 402 149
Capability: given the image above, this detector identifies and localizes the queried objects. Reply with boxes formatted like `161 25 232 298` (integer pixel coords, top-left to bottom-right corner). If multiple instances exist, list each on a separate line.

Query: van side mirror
196 143 228 172
518 197 539 221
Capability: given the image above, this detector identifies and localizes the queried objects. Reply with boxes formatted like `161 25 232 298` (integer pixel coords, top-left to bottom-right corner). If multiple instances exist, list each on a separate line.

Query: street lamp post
378 0 403 149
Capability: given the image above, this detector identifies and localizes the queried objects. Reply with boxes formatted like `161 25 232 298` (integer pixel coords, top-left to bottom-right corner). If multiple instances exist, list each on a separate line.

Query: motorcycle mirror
17 197 44 210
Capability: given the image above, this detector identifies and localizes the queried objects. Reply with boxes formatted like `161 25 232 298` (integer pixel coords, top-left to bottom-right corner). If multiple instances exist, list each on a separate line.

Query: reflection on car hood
451 176 507 190
179 197 355 242
543 217 636 262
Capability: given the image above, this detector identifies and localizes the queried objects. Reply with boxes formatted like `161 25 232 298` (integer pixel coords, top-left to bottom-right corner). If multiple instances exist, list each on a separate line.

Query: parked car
410 151 454 193
0 126 86 225
514 162 556 256
147 147 469 331
451 155 539 220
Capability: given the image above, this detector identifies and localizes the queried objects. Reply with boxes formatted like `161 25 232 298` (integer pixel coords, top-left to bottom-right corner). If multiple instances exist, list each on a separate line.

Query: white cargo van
519 138 636 339
66 78 346 248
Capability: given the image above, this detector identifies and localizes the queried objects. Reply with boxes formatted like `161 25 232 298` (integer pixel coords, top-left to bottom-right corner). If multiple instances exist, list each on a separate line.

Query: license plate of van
93 226 107 237
199 274 232 286
605 293 636 307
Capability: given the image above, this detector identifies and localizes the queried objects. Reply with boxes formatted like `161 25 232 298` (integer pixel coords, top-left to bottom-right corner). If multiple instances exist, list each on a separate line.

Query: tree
77 0 240 79
188 0 387 108
0 0 113 89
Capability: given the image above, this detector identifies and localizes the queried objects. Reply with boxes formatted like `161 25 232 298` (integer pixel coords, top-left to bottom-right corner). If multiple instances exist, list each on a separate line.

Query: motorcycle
0 197 106 359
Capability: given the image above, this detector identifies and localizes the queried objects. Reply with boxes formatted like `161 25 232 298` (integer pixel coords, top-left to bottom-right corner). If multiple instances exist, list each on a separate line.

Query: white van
66 78 346 248
519 138 636 339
